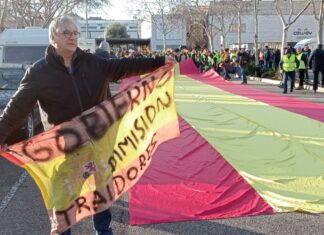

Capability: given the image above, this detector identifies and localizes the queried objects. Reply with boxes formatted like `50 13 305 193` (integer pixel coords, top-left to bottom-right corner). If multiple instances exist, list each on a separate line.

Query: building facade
150 0 322 51
150 16 187 51
211 0 322 50
78 19 142 39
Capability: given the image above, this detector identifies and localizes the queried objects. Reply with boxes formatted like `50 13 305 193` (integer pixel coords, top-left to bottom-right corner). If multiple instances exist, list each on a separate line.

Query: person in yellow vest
295 47 308 90
279 49 299 94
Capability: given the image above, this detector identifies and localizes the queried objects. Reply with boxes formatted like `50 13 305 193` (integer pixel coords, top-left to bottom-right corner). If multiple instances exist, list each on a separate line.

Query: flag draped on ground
128 59 324 225
0 64 179 234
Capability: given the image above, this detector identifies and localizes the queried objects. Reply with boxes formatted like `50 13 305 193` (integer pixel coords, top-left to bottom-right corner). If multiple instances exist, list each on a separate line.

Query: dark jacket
0 45 165 143
308 48 324 71
238 51 250 68
94 48 110 60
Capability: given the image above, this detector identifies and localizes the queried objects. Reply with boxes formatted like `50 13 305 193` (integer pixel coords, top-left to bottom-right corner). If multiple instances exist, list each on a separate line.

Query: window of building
229 24 246 33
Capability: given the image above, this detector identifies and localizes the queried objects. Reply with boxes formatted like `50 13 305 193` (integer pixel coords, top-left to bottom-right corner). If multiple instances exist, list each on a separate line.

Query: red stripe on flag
129 117 274 225
179 59 199 74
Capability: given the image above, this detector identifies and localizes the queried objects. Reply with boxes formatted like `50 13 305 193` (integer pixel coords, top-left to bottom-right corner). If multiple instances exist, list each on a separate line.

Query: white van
0 27 96 65
0 27 49 65
294 38 317 51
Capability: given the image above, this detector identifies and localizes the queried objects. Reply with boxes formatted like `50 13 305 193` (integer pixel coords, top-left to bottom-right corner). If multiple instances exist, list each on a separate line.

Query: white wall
151 18 187 51
212 14 320 50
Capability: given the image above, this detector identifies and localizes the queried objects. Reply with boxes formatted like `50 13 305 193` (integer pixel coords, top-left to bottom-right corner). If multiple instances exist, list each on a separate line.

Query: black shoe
314 90 317 94
290 90 293 92
283 91 287 94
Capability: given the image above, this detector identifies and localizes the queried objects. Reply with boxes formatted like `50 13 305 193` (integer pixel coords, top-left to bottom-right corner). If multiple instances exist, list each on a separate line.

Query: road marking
0 171 28 214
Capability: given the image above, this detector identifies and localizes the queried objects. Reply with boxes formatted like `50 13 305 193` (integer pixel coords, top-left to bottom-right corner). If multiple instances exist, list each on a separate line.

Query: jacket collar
45 45 84 71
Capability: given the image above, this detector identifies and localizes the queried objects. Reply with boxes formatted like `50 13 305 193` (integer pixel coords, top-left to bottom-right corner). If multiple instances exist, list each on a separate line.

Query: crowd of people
97 43 324 93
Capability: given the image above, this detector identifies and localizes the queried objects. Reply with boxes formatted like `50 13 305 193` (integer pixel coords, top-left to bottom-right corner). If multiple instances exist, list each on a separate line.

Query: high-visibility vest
283 54 297 72
297 53 306 69
231 52 238 60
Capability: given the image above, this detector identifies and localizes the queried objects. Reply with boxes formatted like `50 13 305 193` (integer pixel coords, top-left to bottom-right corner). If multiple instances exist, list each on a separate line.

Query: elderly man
0 16 174 235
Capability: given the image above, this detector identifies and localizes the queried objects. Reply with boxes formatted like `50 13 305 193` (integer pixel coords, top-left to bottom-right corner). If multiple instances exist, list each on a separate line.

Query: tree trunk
221 34 226 48
254 0 259 65
207 34 213 51
210 35 215 52
237 12 241 49
163 33 167 51
0 0 8 32
281 26 288 59
318 0 324 44
318 22 323 44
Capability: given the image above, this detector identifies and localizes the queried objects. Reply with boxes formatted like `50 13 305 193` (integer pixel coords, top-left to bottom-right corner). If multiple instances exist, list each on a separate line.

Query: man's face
297 48 302 54
53 22 78 54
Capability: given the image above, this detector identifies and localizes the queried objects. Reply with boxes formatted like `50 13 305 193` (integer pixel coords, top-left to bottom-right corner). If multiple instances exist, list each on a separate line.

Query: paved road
0 79 323 235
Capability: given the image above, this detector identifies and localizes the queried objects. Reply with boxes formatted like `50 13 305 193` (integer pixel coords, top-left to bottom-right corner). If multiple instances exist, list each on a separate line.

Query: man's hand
0 144 7 152
165 56 176 65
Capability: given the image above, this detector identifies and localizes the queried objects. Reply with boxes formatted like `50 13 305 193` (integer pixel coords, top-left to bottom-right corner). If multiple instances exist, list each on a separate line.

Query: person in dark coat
95 40 110 59
274 48 281 71
302 44 311 83
308 44 324 93
237 47 251 84
0 15 175 235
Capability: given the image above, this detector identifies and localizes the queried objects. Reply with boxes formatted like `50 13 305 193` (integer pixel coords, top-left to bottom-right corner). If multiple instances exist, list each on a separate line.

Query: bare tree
4 0 111 28
275 0 312 57
0 0 9 31
182 0 237 51
311 0 324 44
211 1 237 49
181 0 218 51
132 0 180 51
232 0 252 49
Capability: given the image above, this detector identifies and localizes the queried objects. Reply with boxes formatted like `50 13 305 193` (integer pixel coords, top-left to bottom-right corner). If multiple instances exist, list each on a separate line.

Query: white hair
48 16 79 44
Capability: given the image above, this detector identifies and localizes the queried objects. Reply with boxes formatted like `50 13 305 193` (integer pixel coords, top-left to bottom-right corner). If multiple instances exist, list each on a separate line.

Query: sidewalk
248 71 324 92
248 74 324 93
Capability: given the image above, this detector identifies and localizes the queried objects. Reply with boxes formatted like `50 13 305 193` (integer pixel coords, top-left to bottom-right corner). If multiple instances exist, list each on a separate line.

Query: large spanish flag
129 59 324 224
0 64 179 234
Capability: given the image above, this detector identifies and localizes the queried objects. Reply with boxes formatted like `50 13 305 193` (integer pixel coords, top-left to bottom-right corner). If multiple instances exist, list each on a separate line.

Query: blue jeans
60 208 113 235
235 67 242 78
283 71 295 92
240 67 247 83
